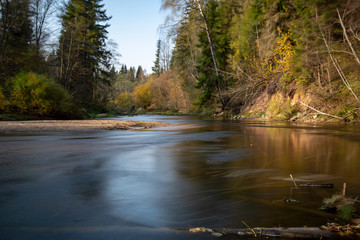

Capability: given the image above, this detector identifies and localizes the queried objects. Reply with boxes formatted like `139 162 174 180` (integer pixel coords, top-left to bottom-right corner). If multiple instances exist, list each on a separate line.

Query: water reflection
1 117 360 237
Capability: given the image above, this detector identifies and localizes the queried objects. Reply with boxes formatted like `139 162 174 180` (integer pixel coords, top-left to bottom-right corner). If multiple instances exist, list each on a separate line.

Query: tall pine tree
57 0 112 107
152 40 161 75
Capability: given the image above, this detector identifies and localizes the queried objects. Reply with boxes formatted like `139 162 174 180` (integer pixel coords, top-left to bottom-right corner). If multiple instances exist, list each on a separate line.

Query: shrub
114 92 133 110
0 87 7 112
267 94 297 120
6 72 80 118
133 82 151 109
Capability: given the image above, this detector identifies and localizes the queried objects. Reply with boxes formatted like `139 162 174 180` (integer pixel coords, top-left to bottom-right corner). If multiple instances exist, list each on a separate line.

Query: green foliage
5 72 79 118
195 0 240 107
57 0 112 107
267 95 297 120
230 0 267 63
338 205 356 222
114 92 133 110
0 0 35 80
152 40 162 75
322 194 357 223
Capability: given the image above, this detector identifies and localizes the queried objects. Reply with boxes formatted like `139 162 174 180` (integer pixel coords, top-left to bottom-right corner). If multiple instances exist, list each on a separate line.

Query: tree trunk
195 0 226 107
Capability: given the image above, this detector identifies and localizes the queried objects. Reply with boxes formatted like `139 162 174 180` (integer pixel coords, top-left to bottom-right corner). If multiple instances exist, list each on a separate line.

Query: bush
0 86 7 112
114 92 133 110
5 72 80 118
133 82 151 109
267 94 297 120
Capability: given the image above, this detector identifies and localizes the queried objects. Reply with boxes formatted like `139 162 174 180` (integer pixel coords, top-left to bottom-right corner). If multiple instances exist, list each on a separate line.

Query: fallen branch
300 101 343 120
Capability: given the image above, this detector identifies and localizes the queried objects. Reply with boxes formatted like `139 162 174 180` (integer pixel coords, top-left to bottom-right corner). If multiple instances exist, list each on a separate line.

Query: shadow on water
1 116 360 239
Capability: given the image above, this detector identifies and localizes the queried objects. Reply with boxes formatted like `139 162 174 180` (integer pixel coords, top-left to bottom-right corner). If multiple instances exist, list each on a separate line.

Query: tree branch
300 101 343 120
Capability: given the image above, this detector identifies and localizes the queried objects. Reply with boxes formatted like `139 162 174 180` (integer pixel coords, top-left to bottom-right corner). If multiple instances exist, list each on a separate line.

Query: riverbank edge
184 225 360 239
0 119 175 134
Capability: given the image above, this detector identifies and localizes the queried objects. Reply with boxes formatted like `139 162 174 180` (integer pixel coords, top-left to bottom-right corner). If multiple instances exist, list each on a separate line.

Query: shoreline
0 119 174 134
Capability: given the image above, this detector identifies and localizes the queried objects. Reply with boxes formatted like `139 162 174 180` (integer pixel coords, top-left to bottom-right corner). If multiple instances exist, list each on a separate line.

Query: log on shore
187 227 342 239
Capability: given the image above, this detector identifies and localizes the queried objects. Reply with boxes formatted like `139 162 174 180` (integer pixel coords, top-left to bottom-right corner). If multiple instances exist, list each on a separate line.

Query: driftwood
290 174 334 188
297 183 334 188
187 227 338 239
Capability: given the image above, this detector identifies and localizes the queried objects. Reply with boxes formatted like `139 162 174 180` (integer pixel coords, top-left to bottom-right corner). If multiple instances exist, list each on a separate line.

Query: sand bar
0 120 173 134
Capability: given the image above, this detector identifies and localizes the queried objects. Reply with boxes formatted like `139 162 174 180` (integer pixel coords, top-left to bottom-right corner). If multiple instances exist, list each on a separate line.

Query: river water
1 115 360 239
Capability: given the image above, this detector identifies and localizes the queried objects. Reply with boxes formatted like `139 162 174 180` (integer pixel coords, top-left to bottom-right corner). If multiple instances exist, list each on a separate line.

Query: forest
1 0 360 121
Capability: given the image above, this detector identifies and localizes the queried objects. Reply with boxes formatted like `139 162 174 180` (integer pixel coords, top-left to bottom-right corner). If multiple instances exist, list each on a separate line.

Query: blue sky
103 0 168 74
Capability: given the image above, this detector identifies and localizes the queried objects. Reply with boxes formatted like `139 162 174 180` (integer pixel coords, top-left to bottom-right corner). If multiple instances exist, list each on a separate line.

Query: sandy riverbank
0 120 173 134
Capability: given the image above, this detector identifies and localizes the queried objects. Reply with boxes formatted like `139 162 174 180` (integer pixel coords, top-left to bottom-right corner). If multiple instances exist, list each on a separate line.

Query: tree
120 64 127 74
128 66 135 82
135 65 145 82
152 39 161 75
0 0 33 81
57 0 112 107
31 0 57 54
195 0 239 108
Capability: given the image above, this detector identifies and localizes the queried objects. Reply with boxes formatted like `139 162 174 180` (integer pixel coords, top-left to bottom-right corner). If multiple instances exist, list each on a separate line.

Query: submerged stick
289 174 334 188
290 174 298 187
241 221 257 238
297 184 334 188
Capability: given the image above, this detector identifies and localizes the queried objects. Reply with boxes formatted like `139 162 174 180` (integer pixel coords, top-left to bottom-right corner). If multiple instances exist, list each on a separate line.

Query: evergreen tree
120 64 127 74
195 0 239 107
57 0 112 107
0 0 33 82
152 39 161 75
128 66 135 82
135 66 145 82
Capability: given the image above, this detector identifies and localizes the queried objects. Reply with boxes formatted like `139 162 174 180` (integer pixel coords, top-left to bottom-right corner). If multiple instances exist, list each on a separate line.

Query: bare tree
31 0 58 53
317 7 360 102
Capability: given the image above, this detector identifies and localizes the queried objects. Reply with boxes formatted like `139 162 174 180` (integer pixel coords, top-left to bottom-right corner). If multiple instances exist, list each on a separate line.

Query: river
1 115 360 239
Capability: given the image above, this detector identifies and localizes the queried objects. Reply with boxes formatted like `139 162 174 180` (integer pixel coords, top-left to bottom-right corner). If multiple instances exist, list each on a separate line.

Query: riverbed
1 115 359 239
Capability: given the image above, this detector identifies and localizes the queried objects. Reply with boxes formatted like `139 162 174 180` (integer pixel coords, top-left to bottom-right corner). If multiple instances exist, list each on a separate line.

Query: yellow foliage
132 72 191 112
133 82 151 108
265 28 295 75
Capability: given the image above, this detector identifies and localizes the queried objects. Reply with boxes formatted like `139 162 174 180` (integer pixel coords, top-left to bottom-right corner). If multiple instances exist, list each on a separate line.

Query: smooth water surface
1 115 360 239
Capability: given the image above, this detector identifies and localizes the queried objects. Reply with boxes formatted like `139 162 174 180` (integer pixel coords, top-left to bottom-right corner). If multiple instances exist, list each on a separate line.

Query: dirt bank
0 120 173 134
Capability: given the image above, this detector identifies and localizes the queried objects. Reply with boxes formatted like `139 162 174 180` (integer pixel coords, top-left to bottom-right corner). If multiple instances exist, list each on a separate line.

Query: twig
300 101 343 120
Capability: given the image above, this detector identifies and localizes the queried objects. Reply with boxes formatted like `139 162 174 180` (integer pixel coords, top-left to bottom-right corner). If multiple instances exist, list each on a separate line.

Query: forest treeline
1 0 360 121
0 0 117 118
153 0 360 121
